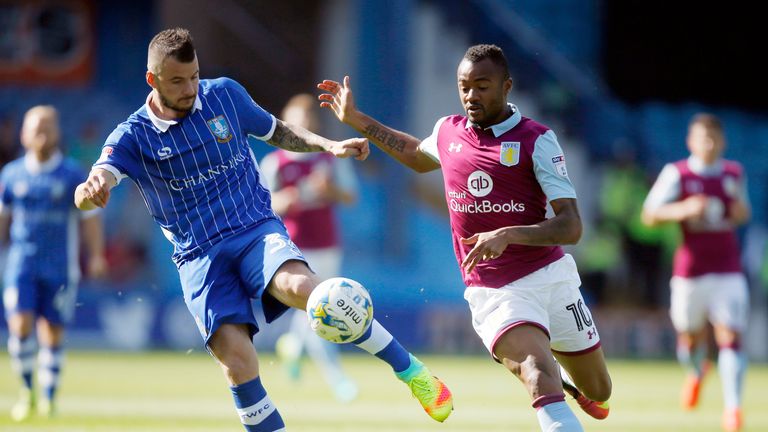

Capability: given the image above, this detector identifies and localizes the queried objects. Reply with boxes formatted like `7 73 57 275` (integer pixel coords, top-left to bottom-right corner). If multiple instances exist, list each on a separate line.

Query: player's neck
149 91 184 121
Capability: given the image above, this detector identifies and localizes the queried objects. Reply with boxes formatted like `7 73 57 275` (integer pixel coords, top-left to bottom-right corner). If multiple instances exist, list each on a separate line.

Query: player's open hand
328 137 370 161
460 229 509 273
318 76 357 125
75 169 115 209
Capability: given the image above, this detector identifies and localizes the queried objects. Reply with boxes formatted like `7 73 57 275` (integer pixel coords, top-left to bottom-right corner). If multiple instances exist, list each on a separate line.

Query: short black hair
147 28 196 74
463 44 510 79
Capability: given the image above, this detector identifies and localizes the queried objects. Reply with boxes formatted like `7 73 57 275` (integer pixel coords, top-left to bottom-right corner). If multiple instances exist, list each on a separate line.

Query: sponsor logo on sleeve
97 146 114 163
552 155 568 177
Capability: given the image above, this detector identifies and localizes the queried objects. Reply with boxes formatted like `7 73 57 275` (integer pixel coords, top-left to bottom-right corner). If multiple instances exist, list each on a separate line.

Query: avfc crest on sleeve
206 115 233 143
500 141 520 167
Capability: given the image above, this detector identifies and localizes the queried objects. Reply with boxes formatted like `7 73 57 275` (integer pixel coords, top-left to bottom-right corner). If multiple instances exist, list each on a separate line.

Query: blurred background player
75 28 452 431
319 44 611 432
0 105 107 420
261 93 359 402
642 113 751 432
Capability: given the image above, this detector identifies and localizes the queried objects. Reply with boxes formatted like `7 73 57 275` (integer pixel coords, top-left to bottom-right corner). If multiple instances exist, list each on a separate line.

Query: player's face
687 122 724 164
21 110 60 159
457 58 512 128
153 55 200 115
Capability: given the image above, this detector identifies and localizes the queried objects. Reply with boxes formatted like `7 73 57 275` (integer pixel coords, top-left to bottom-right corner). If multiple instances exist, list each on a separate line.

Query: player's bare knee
518 356 560 397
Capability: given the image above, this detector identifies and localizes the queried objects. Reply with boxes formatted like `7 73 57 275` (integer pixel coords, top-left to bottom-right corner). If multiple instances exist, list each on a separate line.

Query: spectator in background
1 105 107 421
261 94 359 402
319 43 612 432
642 113 750 432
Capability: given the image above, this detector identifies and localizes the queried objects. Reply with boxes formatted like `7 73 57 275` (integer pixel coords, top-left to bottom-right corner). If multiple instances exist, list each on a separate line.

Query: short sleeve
643 164 681 210
92 125 137 185
417 116 449 164
532 130 577 201
223 78 276 140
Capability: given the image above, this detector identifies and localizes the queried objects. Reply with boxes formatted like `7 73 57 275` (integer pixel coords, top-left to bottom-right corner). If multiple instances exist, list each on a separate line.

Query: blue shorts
3 260 78 326
178 219 306 346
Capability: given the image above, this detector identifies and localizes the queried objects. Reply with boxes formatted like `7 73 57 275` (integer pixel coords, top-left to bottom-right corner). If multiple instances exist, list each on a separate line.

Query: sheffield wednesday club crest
206 115 233 143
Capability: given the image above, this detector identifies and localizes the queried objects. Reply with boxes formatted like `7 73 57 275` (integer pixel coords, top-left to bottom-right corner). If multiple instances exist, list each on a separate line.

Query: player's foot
10 388 36 422
275 333 302 381
561 376 610 420
396 355 453 422
681 360 711 410
722 408 743 432
38 398 56 418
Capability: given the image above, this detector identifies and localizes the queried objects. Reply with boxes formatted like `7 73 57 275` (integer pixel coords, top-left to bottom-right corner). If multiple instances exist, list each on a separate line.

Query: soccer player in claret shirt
642 113 750 432
74 28 453 431
1 106 107 420
319 44 612 431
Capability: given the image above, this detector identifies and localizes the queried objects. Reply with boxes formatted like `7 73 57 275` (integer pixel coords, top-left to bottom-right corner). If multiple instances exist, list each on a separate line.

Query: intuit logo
467 170 493 197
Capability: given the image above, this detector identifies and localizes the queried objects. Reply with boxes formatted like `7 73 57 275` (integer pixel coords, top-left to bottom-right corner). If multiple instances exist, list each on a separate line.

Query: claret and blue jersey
94 78 279 266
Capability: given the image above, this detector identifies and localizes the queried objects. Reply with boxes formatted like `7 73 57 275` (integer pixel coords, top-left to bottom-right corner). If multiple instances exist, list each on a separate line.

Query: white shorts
669 272 749 332
464 254 601 359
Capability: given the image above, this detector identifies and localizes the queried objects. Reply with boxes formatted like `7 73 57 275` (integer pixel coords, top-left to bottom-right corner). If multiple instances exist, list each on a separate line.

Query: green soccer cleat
396 355 454 422
10 388 36 422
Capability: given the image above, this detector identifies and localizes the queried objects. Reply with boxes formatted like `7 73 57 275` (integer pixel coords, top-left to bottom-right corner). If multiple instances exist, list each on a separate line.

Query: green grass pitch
1 351 766 431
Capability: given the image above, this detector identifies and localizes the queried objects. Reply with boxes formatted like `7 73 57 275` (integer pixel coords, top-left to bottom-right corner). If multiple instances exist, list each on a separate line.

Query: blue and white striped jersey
0 152 89 282
93 78 279 266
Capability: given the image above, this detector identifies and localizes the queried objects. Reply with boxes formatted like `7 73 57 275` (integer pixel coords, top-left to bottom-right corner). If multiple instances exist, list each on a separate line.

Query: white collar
145 92 203 132
688 155 723 175
25 150 63 174
465 103 522 137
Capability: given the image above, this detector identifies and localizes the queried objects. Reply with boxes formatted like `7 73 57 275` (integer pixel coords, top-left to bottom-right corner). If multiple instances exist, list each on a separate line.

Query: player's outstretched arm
74 168 117 210
268 119 370 161
318 76 439 173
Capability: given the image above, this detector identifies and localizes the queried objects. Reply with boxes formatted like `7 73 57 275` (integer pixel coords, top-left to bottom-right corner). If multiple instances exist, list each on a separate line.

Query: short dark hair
690 112 723 134
147 28 196 74
463 44 510 79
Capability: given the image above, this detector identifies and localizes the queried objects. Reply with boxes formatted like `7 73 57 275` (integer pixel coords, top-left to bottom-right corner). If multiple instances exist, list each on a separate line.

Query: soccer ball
306 277 374 343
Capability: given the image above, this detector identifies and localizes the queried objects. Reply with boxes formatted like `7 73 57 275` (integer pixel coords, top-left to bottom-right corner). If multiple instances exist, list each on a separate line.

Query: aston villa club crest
500 141 520 167
206 115 233 143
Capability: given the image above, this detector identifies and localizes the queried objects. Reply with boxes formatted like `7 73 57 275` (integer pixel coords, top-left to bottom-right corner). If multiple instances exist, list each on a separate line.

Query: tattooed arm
267 119 369 160
318 76 440 173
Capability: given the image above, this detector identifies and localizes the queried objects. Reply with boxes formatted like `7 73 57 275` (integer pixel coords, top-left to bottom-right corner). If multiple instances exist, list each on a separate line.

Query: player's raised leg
495 325 584 431
268 264 453 423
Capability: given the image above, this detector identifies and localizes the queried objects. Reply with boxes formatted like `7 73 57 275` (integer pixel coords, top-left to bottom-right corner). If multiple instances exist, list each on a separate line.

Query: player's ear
146 71 156 89
503 77 513 94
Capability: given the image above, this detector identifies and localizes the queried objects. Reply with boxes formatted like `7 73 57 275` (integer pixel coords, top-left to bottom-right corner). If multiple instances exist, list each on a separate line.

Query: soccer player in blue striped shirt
2 105 107 421
74 28 453 431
